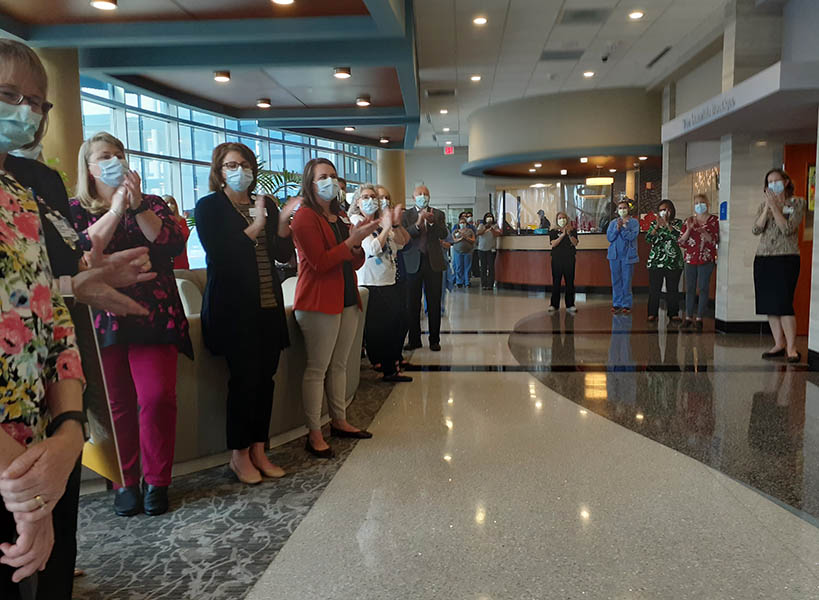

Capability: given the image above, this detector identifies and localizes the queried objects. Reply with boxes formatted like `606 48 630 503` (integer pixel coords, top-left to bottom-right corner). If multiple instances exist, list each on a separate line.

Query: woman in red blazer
291 158 379 458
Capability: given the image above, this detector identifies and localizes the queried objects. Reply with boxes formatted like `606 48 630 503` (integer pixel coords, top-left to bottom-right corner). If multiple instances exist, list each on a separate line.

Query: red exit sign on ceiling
444 146 455 155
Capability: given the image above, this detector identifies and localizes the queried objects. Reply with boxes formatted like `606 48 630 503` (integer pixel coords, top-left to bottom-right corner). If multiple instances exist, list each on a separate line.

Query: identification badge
248 207 268 218
783 206 794 215
340 216 351 225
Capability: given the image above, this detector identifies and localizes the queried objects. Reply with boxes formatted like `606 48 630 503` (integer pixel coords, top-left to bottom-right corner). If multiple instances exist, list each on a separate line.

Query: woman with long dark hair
646 199 684 323
290 159 379 458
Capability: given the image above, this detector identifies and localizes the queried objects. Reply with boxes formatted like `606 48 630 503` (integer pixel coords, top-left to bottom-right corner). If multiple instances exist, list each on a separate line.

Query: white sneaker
547 306 557 313
567 306 577 313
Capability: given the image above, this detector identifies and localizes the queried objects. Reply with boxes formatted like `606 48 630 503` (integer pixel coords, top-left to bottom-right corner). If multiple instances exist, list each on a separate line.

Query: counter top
498 233 624 251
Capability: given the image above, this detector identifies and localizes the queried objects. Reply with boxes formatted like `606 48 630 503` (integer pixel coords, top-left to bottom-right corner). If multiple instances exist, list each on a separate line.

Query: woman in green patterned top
645 199 684 323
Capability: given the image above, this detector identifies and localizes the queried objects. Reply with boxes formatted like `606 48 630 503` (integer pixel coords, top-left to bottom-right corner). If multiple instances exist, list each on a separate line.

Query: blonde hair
0 40 49 149
75 131 126 215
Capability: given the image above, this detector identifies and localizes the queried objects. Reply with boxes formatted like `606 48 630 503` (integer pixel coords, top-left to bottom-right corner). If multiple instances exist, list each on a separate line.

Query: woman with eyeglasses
70 132 192 518
196 143 298 484
290 159 379 458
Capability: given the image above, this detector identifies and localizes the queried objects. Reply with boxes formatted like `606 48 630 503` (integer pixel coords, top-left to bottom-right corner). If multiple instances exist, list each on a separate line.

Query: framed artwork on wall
808 165 815 212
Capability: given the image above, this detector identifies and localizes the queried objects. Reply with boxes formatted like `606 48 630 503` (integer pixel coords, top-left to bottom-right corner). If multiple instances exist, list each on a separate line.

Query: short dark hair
658 199 676 220
209 143 258 196
483 212 494 221
301 158 341 215
764 168 795 197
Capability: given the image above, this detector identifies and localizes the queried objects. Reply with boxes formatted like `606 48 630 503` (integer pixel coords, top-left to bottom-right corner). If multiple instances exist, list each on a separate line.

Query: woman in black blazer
195 143 298 485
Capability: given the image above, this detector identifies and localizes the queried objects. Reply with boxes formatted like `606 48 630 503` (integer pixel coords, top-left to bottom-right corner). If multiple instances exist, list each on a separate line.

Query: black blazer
6 155 82 277
401 206 448 274
195 191 295 356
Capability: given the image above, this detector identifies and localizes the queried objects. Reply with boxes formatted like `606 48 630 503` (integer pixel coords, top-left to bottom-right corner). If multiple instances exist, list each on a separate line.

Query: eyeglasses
0 86 52 114
222 161 251 170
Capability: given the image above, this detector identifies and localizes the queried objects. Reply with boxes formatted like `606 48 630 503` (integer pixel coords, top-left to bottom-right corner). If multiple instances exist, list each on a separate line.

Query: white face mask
557 218 568 228
659 210 668 219
618 208 629 218
10 142 43 160
459 222 467 229
380 198 390 210
360 197 378 215
415 194 429 209
315 177 339 202
486 217 494 224
467 216 473 223
694 203 708 215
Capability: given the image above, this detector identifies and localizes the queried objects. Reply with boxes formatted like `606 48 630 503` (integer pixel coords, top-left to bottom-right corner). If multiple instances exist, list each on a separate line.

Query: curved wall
465 88 662 174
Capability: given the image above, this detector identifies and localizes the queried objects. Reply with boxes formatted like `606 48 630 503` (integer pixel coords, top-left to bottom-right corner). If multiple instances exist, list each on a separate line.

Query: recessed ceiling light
583 71 595 78
256 98 271 108
470 75 482 82
440 109 448 114
629 10 645 20
213 71 231 83
344 126 355 132
529 168 536 173
442 127 451 132
638 156 648 160
272 0 295 4
473 16 488 25
560 169 568 175
334 67 352 79
534 163 542 168
380 137 389 144
356 95 371 107
580 157 588 163
90 0 118 9
609 169 617 173
446 141 453 145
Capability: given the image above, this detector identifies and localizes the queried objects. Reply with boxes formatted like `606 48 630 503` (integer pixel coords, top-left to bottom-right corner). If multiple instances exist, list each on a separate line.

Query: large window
80 76 377 268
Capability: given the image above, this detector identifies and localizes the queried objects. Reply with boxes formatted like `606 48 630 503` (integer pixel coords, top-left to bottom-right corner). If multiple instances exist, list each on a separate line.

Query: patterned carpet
73 368 392 600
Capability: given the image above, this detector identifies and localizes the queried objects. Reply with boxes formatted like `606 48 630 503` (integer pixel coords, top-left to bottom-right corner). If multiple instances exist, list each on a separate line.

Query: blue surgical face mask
768 180 785 195
315 177 339 202
459 222 467 229
415 194 429 209
694 202 708 215
618 208 629 218
557 218 568 227
360 198 378 215
10 141 43 160
94 156 129 188
225 167 253 192
380 198 390 210
0 102 42 154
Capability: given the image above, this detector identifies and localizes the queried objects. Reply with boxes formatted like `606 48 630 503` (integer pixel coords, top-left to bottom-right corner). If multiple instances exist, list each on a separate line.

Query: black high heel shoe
330 426 373 439
305 438 335 459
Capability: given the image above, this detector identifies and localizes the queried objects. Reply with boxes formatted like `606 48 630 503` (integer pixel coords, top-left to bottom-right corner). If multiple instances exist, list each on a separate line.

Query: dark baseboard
714 319 771 334
809 350 819 372
496 283 650 294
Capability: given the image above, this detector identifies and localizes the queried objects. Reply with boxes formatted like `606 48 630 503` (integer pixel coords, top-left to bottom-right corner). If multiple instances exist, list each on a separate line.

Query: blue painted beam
80 38 411 73
397 0 420 149
403 119 420 150
362 0 405 36
285 127 405 150
24 16 381 48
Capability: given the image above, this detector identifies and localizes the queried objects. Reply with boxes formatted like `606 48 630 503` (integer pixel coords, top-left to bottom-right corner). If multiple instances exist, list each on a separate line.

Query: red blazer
291 206 365 314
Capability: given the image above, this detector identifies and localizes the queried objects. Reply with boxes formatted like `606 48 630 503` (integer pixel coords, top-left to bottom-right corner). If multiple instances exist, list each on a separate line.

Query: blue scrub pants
609 259 634 308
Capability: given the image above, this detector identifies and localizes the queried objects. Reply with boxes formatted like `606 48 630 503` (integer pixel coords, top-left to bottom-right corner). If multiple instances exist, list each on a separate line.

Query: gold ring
34 495 46 509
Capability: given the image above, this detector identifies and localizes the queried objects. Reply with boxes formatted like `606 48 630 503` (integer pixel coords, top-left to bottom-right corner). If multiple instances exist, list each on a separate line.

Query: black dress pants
364 284 404 375
224 310 282 449
478 250 495 288
408 253 443 346
648 268 682 317
551 256 576 309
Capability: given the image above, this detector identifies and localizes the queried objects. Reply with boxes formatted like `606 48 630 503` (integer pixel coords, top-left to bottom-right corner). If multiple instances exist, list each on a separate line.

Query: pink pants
100 344 178 488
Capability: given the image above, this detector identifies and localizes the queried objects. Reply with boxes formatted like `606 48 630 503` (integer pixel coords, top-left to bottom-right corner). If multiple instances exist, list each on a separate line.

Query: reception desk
495 233 651 290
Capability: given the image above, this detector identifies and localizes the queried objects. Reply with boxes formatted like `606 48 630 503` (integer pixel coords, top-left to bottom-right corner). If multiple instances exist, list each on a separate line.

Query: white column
661 82 691 206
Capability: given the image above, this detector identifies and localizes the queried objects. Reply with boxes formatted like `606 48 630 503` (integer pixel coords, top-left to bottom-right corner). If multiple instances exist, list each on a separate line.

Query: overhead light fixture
380 137 389 144
440 109 449 114
470 75 482 82
580 157 588 163
213 71 231 83
272 0 295 4
442 127 451 132
534 163 542 168
638 156 648 160
629 10 645 20
560 169 568 175
583 71 595 78
530 183 547 188
356 95 371 107
344 126 355 132
256 98 271 108
445 141 453 145
90 0 118 9
609 169 617 173
586 176 614 186
334 67 352 79
473 16 488 25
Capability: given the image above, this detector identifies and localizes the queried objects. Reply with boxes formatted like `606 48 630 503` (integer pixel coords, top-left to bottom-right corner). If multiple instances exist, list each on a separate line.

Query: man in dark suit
401 185 448 351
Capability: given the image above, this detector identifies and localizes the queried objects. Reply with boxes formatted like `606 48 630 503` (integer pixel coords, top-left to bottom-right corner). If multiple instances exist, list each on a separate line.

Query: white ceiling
414 0 729 148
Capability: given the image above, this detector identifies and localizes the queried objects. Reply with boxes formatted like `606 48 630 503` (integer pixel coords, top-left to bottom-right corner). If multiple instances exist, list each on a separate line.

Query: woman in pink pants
70 132 192 517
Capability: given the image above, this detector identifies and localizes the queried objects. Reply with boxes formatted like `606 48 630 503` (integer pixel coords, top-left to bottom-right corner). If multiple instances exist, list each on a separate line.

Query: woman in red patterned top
163 195 190 270
678 194 719 331
70 132 192 518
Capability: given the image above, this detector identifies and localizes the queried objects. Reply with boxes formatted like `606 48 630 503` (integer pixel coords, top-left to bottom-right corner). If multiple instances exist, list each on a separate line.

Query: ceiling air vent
425 89 456 98
540 49 585 61
646 46 672 68
558 8 611 25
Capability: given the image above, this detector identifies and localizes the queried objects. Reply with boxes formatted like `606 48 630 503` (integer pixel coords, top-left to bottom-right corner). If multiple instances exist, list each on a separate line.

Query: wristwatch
46 411 91 442
127 200 150 216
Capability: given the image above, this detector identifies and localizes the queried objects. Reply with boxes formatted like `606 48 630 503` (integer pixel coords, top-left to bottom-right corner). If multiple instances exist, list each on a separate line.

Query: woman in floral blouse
678 194 719 331
70 132 192 518
645 199 684 323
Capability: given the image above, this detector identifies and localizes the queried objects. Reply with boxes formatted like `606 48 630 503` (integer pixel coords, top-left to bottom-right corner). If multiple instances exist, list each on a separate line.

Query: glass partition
496 182 613 233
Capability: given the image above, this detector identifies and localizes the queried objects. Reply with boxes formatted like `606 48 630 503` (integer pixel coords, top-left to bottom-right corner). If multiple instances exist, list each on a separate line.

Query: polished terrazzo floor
76 287 819 599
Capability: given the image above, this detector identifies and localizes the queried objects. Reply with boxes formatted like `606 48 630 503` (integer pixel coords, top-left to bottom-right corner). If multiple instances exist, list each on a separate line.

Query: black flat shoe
330 426 373 439
787 352 802 364
762 348 786 359
429 343 441 352
305 438 335 459
695 320 704 331
404 342 421 351
142 482 169 516
114 486 142 517
382 373 413 382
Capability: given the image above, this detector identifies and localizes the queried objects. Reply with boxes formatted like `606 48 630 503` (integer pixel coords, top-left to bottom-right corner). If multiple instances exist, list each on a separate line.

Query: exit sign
444 146 455 155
